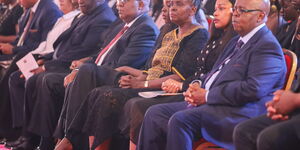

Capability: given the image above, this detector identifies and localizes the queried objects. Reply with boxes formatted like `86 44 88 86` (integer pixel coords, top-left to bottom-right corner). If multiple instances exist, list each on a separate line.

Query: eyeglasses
117 0 128 3
233 7 263 15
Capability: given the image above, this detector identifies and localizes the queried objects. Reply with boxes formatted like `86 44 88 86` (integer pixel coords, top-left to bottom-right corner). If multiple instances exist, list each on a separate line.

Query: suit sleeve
53 14 116 62
112 23 158 69
206 42 286 106
12 7 61 54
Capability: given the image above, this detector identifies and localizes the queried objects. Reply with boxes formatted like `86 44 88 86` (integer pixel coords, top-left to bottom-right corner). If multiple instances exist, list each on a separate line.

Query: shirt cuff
191 80 202 87
205 91 209 102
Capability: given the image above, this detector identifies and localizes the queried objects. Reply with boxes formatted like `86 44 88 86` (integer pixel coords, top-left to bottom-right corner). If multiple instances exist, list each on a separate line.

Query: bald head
232 0 270 36
259 0 270 17
250 0 270 21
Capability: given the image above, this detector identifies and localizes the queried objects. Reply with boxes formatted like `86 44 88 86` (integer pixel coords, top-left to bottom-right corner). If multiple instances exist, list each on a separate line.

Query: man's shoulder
37 0 61 16
130 14 159 34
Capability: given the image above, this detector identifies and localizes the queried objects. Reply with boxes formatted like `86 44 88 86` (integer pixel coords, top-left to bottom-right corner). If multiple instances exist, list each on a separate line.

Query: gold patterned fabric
146 26 200 80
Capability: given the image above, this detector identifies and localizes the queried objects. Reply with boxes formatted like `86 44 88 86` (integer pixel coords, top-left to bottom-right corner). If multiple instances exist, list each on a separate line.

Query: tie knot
120 26 129 34
236 40 244 49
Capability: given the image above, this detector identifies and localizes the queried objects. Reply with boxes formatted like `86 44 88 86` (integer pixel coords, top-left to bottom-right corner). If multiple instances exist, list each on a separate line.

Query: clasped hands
162 79 207 107
118 75 145 89
266 90 298 121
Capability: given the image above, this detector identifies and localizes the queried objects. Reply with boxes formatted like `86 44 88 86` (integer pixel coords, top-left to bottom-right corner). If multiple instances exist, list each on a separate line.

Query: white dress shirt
31 10 80 55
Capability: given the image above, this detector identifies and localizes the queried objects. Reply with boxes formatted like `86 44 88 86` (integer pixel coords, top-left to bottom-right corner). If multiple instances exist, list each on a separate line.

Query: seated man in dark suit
136 0 287 149
233 90 300 150
233 1 300 149
275 0 299 52
6 0 116 149
0 0 61 141
52 0 159 149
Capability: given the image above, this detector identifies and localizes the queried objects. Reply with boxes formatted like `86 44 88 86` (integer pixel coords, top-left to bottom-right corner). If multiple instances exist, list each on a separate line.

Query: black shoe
5 136 27 148
11 138 39 150
0 137 7 144
34 146 41 150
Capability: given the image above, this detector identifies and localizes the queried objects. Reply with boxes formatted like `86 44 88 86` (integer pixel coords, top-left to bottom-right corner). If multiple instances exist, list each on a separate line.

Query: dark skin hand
0 43 14 54
30 66 45 74
118 75 145 89
266 90 300 121
183 82 207 106
20 59 46 78
64 70 78 87
161 78 183 93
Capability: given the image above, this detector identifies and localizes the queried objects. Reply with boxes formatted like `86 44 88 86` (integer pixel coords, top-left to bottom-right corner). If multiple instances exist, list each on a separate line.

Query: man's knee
42 73 64 89
168 111 189 129
9 71 23 87
233 121 251 141
78 63 96 75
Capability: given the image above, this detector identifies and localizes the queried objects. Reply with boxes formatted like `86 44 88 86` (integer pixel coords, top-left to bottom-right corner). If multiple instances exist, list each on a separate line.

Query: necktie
0 8 12 28
95 26 129 64
203 40 244 85
17 10 34 46
187 40 244 109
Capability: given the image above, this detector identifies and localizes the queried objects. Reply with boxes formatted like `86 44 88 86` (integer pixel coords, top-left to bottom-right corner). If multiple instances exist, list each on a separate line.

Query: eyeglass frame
232 7 263 15
117 0 140 4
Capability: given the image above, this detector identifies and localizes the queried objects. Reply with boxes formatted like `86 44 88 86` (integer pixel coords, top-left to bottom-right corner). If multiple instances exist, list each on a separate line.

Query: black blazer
44 4 116 71
11 0 62 54
96 14 159 69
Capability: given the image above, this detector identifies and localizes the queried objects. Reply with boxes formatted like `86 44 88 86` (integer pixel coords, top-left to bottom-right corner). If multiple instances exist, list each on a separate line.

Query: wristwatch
144 81 149 88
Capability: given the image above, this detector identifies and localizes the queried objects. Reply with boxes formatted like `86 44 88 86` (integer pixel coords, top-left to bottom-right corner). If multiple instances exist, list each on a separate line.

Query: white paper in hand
16 53 38 80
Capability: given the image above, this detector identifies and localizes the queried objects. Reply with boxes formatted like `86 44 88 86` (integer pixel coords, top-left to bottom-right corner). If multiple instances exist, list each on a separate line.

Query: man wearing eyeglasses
136 0 286 149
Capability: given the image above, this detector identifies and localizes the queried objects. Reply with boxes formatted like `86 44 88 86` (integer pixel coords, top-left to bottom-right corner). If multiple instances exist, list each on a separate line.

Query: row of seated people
0 0 298 149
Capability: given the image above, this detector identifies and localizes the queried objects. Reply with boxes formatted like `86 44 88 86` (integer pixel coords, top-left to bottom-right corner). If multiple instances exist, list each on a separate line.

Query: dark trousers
0 52 27 137
9 71 25 128
27 72 67 137
119 95 184 143
137 101 204 150
233 112 300 150
54 63 123 149
9 66 68 138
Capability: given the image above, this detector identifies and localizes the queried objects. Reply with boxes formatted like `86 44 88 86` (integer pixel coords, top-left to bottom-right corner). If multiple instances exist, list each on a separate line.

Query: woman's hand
118 75 144 89
161 79 183 93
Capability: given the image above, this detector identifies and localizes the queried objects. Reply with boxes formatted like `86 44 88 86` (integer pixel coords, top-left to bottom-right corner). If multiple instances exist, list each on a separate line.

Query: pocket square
29 29 38 33
232 64 242 67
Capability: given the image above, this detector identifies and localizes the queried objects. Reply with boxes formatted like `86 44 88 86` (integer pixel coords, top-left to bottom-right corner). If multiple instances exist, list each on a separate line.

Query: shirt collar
125 14 143 27
62 9 80 20
31 0 41 13
8 3 17 10
239 23 265 45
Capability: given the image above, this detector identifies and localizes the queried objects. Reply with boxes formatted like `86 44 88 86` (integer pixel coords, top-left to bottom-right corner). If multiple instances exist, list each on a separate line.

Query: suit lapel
209 26 269 89
28 0 45 30
121 13 148 39
102 15 147 60
18 10 30 34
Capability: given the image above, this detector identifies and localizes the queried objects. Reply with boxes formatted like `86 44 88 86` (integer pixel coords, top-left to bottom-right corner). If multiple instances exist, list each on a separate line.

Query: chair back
283 49 297 90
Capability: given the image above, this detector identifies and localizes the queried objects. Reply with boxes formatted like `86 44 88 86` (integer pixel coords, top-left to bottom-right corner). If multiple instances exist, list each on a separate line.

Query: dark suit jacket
44 4 116 72
95 14 159 69
199 26 286 149
11 0 62 54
